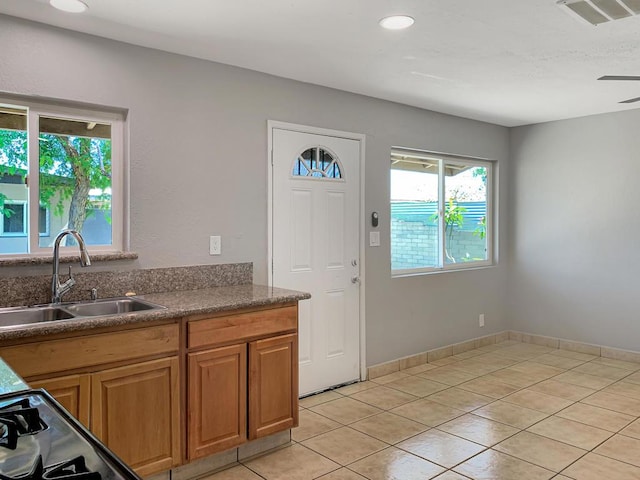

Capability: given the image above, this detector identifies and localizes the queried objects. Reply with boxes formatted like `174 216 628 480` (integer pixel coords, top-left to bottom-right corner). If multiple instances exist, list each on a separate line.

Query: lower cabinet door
188 343 247 459
90 356 181 477
249 333 298 440
30 374 91 427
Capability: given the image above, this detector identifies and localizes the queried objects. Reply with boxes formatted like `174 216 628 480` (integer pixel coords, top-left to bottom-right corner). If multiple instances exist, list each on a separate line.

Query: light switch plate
369 231 380 247
209 235 221 255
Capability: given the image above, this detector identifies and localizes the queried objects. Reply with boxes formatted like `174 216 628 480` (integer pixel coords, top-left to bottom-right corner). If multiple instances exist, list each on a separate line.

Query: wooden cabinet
30 373 91 427
2 302 300 473
249 333 298 440
188 344 247 459
1 323 178 378
1 322 181 477
91 357 180 477
186 305 299 460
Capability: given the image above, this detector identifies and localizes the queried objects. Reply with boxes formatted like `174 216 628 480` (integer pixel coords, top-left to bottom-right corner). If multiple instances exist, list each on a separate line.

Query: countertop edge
0 285 311 341
0 357 28 394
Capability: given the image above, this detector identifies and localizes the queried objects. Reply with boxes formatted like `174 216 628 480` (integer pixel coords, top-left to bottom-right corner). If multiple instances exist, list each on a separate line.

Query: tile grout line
290 340 640 480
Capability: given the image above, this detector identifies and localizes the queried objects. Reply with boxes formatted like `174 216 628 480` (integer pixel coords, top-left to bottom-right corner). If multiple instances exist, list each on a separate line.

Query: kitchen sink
63 297 162 317
0 297 165 329
0 306 74 327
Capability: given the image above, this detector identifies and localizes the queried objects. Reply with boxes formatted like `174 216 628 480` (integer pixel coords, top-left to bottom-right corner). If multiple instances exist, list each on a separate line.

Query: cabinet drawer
188 306 297 350
1 323 179 378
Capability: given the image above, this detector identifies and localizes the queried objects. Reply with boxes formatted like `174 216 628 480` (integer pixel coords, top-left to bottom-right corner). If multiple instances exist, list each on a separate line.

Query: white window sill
0 251 138 267
392 263 496 278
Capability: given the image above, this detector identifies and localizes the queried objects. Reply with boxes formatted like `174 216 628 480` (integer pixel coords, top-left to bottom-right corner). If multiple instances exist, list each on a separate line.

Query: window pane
0 106 29 253
390 167 439 270
38 116 112 247
443 163 488 264
4 204 25 233
38 205 49 235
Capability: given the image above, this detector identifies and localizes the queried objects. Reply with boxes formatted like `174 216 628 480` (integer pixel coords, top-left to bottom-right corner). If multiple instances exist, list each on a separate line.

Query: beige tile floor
204 340 640 480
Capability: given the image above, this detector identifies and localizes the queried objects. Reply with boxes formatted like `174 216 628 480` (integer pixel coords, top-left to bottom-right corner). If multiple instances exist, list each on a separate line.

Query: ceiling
1 0 640 127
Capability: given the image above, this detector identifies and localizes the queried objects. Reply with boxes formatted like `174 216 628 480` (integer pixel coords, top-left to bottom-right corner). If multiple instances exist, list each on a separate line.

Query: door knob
351 276 360 284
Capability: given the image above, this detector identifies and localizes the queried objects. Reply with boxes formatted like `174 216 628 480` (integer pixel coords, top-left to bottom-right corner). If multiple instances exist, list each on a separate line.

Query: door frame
267 120 367 383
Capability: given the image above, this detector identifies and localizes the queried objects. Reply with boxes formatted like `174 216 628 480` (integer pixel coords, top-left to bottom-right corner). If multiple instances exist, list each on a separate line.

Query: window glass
0 106 29 252
38 116 112 247
391 149 492 274
38 205 49 236
292 147 343 179
2 203 25 234
390 165 439 270
443 162 488 264
0 100 122 257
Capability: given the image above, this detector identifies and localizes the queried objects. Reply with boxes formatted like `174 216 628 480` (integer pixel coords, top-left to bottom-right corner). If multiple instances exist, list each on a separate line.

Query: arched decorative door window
292 147 343 179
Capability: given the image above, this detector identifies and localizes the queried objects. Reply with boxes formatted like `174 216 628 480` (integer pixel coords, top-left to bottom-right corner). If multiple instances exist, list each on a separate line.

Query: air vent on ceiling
558 0 640 25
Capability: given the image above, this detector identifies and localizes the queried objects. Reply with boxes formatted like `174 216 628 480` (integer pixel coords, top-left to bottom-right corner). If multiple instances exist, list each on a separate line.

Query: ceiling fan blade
620 96 640 104
599 75 640 81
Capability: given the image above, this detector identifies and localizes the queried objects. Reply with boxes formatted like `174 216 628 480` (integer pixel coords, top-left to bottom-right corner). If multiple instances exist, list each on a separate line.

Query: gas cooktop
0 389 141 480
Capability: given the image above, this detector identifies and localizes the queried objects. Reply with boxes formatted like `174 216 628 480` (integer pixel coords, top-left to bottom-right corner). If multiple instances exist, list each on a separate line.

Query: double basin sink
0 297 165 329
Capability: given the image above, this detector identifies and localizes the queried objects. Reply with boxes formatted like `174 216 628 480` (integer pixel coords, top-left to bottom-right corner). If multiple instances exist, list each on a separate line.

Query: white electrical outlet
479 314 485 327
209 236 221 255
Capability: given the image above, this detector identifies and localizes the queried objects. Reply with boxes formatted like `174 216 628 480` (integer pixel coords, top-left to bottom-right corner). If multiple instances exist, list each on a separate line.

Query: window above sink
0 97 126 259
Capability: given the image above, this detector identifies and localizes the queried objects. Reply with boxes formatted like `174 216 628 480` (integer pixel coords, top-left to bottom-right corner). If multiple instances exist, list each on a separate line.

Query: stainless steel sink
0 297 165 329
63 297 163 317
0 306 74 327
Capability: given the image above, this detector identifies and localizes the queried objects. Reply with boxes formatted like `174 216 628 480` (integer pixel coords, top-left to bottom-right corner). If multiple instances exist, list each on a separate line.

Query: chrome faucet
51 229 91 304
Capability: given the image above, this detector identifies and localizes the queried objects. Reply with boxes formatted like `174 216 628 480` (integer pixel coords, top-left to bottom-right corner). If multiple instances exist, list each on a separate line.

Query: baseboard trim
367 330 640 379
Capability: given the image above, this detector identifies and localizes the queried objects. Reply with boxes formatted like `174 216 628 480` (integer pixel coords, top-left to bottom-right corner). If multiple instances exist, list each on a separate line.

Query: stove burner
44 456 102 480
0 399 47 450
0 419 18 450
0 455 101 480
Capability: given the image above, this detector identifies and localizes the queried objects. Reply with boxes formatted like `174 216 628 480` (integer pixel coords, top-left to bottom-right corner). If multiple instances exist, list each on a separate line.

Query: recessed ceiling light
50 0 88 13
379 15 415 30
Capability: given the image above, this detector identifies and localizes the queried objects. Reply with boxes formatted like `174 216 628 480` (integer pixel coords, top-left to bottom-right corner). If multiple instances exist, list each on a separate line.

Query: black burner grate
0 399 47 450
0 455 101 480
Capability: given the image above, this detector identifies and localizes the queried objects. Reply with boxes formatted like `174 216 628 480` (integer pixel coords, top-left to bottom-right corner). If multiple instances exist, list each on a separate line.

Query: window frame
0 97 125 258
0 201 49 238
38 205 50 237
0 201 27 236
291 145 345 181
390 147 494 277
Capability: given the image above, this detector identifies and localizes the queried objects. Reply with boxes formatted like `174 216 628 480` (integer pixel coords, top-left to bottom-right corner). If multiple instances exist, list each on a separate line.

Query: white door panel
271 128 360 395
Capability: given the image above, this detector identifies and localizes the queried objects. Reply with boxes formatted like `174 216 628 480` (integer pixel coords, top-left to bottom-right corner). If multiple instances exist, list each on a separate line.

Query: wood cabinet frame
248 333 298 439
1 302 300 474
1 321 181 477
91 356 181 477
186 303 299 460
187 344 247 459
30 373 91 427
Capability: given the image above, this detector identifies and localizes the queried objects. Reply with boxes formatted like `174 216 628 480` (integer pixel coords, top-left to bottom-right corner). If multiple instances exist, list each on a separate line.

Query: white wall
509 108 640 351
0 15 510 366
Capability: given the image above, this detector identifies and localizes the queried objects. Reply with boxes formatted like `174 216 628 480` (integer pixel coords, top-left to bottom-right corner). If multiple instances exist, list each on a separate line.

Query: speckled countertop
0 358 28 394
0 284 310 341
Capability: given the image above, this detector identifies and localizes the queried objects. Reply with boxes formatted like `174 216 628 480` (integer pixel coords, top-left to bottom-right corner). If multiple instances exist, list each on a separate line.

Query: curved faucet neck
51 229 91 304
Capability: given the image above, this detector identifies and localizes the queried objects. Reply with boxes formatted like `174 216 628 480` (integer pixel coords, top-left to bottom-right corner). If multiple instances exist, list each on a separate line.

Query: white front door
270 125 361 396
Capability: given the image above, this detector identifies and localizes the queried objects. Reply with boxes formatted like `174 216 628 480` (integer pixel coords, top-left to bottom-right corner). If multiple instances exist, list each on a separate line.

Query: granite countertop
0 357 28 394
0 284 310 341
